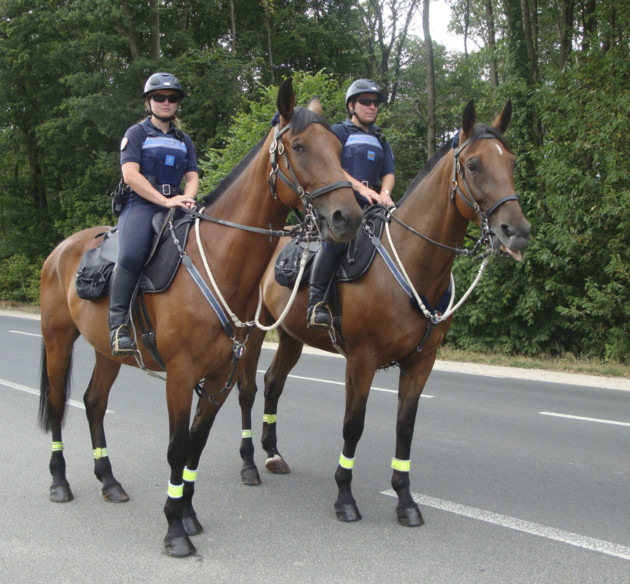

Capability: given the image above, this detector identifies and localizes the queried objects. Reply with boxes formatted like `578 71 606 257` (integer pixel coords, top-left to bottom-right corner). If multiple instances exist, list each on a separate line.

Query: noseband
268 122 352 208
451 133 519 221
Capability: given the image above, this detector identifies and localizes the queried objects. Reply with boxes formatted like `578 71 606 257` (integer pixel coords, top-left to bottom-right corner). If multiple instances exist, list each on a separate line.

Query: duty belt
156 184 182 196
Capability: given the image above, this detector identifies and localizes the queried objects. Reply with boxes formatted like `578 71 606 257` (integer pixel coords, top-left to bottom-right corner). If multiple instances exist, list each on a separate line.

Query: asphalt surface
1 311 629 583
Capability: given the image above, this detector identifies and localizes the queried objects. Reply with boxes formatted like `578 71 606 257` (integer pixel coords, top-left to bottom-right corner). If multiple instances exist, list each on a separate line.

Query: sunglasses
357 98 380 107
151 94 180 104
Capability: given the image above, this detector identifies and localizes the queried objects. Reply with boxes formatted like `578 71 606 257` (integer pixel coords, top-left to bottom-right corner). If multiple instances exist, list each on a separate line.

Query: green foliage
0 254 41 304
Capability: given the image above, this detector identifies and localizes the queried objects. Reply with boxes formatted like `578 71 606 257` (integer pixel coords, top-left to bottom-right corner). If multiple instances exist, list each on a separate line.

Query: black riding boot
108 264 138 355
307 246 339 329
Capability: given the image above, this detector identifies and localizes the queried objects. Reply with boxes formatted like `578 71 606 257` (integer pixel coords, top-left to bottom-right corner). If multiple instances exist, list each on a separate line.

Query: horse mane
201 107 330 206
397 123 511 207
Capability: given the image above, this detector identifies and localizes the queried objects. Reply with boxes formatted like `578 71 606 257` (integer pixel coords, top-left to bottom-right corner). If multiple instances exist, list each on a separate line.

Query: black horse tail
38 340 73 432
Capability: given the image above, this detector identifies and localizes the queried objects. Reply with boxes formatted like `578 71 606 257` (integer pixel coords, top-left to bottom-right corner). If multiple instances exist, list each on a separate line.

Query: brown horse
234 100 530 526
38 79 362 557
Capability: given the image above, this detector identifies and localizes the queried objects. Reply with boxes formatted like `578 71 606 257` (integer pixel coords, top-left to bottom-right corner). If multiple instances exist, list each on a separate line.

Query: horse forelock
290 106 331 135
201 135 267 205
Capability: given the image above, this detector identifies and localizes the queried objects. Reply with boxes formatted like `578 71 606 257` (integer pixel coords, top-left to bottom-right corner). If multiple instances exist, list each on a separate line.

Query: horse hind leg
261 328 303 475
84 351 129 503
39 335 76 503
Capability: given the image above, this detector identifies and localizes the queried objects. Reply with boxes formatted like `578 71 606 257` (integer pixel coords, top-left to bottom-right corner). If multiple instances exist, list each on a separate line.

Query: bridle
268 121 352 212
451 133 519 222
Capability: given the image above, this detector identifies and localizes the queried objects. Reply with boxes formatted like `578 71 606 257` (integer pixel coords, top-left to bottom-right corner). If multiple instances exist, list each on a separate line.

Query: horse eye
466 159 479 172
292 142 304 152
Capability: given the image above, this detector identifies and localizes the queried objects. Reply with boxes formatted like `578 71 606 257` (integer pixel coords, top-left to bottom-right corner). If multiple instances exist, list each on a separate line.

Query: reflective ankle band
339 453 355 469
263 414 277 424
242 429 252 439
52 442 64 452
182 467 198 483
93 447 108 460
168 482 183 498
391 458 411 472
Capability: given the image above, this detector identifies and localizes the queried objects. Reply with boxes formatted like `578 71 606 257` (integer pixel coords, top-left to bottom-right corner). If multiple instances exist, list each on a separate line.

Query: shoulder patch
120 136 129 151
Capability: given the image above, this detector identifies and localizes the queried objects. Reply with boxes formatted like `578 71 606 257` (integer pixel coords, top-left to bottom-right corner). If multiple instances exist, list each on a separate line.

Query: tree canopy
0 0 628 363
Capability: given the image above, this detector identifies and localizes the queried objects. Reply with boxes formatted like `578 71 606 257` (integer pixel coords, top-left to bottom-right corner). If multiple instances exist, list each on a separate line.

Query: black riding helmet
345 79 387 109
143 72 185 122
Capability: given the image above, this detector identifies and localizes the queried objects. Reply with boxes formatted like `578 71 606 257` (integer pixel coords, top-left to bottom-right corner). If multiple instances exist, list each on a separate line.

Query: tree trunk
263 0 274 83
230 0 237 52
150 0 160 61
423 0 436 159
558 0 574 70
485 0 499 84
521 0 538 82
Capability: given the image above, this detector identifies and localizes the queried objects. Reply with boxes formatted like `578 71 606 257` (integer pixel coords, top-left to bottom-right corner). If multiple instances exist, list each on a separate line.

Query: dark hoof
396 504 424 527
102 483 130 503
241 466 262 486
182 513 203 536
50 483 74 503
265 454 291 474
335 502 362 522
164 534 197 558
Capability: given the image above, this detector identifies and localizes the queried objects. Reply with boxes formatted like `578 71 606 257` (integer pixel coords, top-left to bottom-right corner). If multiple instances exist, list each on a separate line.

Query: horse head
454 100 530 260
272 78 362 243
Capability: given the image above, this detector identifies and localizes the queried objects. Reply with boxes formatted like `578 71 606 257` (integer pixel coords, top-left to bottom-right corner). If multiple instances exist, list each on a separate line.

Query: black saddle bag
75 245 114 300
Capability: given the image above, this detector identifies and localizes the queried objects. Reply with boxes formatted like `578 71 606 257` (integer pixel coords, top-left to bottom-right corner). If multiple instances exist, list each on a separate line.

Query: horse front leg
333 354 375 522
84 351 128 502
236 327 266 486
261 329 304 475
390 355 436 527
183 378 233 536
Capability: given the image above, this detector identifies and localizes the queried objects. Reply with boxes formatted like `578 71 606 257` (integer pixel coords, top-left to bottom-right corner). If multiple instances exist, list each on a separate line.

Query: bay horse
234 100 530 526
38 78 362 557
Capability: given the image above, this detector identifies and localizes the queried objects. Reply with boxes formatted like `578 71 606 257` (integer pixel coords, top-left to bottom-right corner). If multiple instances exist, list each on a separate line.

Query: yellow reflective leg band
167 482 184 499
93 447 108 460
182 467 198 483
242 429 252 439
52 442 64 452
263 414 277 424
391 458 411 472
339 453 355 469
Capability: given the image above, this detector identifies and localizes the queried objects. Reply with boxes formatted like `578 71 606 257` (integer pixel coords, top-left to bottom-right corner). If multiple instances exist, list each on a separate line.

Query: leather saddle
75 208 195 300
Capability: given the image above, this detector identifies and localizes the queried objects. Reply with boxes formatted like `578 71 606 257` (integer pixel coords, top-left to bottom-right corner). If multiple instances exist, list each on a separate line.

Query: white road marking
9 329 41 337
540 411 630 427
0 378 113 413
381 489 630 561
257 370 434 398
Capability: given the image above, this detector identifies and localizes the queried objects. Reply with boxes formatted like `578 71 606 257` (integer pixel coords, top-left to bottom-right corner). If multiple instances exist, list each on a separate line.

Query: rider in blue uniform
307 79 395 329
109 72 199 356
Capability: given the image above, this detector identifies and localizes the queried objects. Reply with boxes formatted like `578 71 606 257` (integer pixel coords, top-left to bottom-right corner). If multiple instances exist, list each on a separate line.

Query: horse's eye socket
466 159 479 172
292 142 304 152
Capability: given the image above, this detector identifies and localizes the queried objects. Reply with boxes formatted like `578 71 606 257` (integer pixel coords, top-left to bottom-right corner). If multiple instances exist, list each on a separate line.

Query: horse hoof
241 466 262 486
182 513 203 536
396 504 424 527
335 502 362 522
164 534 197 558
102 483 130 503
265 454 291 474
49 483 74 503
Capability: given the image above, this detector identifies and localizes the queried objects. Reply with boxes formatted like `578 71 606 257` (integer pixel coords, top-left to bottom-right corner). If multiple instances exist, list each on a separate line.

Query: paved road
1 312 629 583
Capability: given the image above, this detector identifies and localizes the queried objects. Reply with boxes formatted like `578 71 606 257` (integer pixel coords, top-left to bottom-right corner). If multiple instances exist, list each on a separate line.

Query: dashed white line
381 489 630 561
540 411 630 427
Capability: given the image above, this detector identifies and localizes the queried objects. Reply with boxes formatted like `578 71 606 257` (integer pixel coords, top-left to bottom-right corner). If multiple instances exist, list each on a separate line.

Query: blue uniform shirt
332 118 395 207
120 118 198 188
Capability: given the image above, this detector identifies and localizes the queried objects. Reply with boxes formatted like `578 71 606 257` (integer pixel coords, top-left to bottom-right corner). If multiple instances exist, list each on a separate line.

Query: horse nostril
332 209 348 230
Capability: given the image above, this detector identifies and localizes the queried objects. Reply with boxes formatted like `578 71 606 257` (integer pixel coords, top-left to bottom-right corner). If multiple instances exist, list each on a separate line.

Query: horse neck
392 151 469 288
196 134 290 308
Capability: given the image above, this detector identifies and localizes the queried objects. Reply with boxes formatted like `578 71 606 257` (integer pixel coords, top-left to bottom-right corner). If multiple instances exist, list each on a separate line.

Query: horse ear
306 96 323 117
492 100 512 134
277 78 296 125
461 100 476 137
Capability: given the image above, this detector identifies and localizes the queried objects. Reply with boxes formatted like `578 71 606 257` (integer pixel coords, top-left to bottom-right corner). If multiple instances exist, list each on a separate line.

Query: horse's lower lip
500 243 522 262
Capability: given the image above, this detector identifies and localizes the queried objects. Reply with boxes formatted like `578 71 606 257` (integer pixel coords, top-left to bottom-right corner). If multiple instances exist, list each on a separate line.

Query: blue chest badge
165 155 175 167
367 150 375 161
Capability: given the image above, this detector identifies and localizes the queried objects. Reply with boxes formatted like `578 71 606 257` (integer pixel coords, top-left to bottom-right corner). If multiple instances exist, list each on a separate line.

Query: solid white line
0 378 113 413
9 329 41 337
256 369 434 398
540 411 630 428
381 489 630 561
